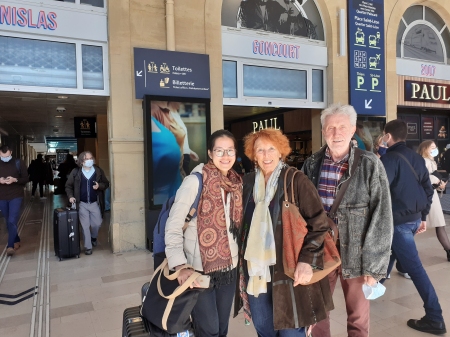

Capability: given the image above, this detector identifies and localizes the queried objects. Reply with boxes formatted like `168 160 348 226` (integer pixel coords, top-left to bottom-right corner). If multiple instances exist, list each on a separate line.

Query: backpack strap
183 172 203 230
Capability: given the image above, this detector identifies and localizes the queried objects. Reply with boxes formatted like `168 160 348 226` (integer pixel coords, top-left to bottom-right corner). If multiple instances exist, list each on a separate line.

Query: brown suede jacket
233 166 334 329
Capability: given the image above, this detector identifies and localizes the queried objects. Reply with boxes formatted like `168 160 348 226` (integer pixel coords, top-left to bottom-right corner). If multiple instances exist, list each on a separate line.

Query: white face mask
1 156 12 162
430 148 439 158
84 159 94 168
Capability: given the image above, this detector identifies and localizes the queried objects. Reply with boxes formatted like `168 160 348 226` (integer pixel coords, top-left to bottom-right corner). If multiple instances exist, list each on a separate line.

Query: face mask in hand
362 282 386 300
431 149 439 157
1 156 12 162
84 159 94 168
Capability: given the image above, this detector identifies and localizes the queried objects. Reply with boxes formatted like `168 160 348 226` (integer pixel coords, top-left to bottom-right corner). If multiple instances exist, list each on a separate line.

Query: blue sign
133 48 211 99
348 0 385 116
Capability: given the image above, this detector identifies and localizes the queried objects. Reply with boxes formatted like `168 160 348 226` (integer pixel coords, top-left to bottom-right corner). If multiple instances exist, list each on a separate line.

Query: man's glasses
213 149 236 157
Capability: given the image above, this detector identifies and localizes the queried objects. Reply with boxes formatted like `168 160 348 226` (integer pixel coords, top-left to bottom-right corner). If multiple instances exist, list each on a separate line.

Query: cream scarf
245 161 284 296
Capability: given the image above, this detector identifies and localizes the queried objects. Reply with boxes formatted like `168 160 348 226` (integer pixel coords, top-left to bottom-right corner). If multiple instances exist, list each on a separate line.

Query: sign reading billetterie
348 0 386 116
133 48 211 99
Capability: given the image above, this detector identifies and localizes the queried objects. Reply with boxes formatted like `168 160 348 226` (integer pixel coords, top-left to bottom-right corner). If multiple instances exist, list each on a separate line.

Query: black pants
32 179 44 197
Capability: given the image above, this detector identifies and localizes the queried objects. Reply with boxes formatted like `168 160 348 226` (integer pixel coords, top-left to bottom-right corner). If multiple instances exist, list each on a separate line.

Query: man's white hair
320 103 357 129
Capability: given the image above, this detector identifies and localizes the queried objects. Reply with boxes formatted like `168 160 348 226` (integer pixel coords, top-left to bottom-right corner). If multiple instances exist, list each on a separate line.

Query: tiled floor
0 192 449 337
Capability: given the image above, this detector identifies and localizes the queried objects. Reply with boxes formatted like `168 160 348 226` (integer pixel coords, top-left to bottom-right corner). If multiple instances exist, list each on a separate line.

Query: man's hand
0 177 5 184
294 262 313 286
364 275 377 287
93 182 99 190
5 176 17 184
416 221 427 234
69 197 76 204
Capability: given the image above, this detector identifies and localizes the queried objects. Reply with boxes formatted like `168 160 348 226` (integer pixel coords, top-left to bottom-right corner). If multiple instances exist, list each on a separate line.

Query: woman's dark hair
64 154 76 164
208 130 237 152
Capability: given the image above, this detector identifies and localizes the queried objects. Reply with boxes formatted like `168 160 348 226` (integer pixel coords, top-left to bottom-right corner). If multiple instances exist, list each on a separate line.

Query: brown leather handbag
282 149 362 284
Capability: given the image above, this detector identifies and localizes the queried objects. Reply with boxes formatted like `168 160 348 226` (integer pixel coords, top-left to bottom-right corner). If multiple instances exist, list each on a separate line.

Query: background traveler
165 130 242 337
440 144 450 174
380 119 446 335
0 145 28 256
28 154 48 199
56 154 78 194
417 141 450 261
65 151 109 255
302 103 393 337
234 128 333 337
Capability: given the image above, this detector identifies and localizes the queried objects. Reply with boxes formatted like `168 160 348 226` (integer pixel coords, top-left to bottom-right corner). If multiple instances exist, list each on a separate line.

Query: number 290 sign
348 0 386 116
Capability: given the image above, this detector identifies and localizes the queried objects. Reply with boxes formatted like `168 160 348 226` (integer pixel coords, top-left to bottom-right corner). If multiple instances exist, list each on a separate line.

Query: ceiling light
55 115 63 118
57 95 68 99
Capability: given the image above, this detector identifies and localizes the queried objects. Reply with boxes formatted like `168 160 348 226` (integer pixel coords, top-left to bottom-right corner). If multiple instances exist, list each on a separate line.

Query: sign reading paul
133 48 211 99
348 0 386 116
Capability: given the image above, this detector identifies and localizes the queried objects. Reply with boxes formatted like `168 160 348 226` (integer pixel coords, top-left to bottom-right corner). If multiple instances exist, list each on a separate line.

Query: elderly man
302 103 393 337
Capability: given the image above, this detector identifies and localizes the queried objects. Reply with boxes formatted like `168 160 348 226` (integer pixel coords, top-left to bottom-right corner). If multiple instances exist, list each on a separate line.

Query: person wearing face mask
0 145 29 257
65 151 109 255
373 134 388 158
417 141 450 262
380 120 446 334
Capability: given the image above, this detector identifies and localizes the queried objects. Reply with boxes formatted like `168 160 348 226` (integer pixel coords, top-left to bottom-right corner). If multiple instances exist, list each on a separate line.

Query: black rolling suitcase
53 207 80 260
123 306 150 337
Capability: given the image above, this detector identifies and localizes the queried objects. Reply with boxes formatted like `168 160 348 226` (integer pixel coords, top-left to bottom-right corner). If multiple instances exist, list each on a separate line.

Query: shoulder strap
391 151 419 182
183 172 203 230
329 148 362 218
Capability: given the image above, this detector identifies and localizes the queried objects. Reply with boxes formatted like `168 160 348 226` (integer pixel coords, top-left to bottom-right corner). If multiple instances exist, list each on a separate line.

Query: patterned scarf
245 161 284 296
197 162 243 279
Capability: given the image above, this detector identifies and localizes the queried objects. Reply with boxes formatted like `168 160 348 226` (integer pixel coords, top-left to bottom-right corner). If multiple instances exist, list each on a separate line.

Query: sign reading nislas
404 80 450 104
0 5 57 30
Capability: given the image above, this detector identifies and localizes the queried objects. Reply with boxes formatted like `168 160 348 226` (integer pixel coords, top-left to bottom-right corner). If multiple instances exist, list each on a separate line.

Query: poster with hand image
144 96 210 208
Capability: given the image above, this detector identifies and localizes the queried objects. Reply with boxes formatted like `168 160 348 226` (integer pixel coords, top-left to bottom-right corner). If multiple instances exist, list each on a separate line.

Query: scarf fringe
229 220 240 241
205 265 234 288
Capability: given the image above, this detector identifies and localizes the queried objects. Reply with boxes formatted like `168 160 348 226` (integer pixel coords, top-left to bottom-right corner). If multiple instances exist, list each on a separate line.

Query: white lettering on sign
252 40 300 59
252 118 280 133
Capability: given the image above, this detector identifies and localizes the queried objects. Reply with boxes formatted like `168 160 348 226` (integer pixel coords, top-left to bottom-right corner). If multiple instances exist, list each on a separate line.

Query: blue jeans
248 284 306 337
386 220 443 322
0 197 22 248
191 269 236 337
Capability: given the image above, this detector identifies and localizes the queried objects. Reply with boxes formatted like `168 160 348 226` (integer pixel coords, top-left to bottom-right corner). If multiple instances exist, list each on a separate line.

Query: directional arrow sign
365 99 372 109
136 71 142 77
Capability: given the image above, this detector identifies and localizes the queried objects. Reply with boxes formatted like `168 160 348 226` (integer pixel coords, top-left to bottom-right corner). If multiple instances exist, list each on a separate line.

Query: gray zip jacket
302 145 393 281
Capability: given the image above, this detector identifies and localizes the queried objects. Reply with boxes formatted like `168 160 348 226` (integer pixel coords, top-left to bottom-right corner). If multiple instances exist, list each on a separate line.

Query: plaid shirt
317 147 349 217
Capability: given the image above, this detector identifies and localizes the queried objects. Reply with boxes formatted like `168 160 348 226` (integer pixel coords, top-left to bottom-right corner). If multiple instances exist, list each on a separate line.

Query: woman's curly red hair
244 128 292 161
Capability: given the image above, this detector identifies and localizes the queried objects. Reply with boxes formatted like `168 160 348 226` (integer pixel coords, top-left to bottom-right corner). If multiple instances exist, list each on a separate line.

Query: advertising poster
422 117 434 139
144 97 209 208
402 116 420 140
74 117 97 138
436 117 448 140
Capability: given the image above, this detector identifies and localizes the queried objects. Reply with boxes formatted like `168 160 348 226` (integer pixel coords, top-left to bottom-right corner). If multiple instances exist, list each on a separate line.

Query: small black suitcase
53 208 80 260
123 306 151 337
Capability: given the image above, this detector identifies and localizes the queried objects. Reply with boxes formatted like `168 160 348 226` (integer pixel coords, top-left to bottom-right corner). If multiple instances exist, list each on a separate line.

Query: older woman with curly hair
233 128 333 337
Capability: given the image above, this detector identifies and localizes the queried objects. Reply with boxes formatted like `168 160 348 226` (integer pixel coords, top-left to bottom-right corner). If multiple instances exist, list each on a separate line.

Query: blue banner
348 0 385 116
134 48 211 99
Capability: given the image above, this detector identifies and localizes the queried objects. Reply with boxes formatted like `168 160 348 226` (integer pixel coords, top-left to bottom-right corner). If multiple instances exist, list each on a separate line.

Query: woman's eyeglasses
213 149 236 157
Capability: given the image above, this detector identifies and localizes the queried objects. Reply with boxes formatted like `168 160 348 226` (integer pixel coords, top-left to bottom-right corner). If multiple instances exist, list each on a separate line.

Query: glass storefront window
81 0 104 7
403 24 444 63
312 69 323 102
396 20 406 58
223 60 237 98
243 65 306 99
403 5 423 25
0 36 76 88
82 45 104 90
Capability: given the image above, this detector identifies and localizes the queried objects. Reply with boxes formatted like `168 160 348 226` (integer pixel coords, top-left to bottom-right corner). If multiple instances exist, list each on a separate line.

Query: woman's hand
175 265 200 288
294 262 313 286
439 180 447 190
169 122 186 148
